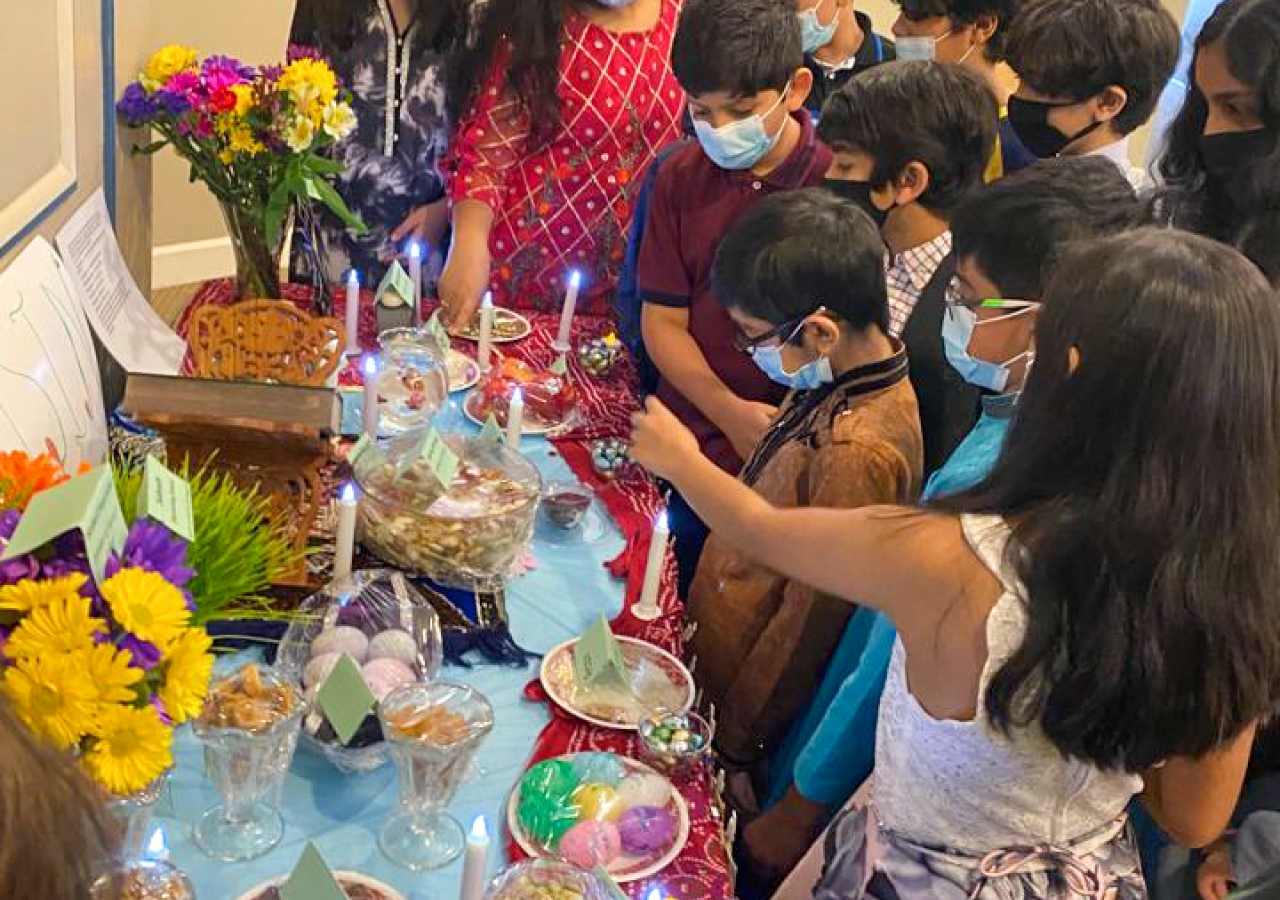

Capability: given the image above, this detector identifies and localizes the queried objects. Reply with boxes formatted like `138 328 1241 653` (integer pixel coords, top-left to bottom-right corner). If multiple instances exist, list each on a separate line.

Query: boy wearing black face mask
1003 0 1179 189
818 61 995 473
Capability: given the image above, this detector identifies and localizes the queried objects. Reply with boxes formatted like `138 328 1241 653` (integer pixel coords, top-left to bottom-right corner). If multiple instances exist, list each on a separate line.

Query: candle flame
347 269 360 285
341 483 356 504
604 332 618 346
144 826 169 861
408 240 421 259
482 292 494 308
363 355 378 375
644 889 663 900
510 387 524 404
570 270 582 289
470 815 488 840
657 510 669 532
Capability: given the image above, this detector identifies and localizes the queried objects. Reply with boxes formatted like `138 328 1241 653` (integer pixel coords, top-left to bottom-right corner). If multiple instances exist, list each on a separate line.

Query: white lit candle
408 240 423 326
333 483 357 582
459 816 489 900
553 270 582 353
362 354 379 438
345 270 361 355
505 387 524 448
633 510 669 621
477 292 495 373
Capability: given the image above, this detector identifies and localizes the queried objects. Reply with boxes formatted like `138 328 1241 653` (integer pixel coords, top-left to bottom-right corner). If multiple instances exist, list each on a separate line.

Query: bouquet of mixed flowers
0 451 213 796
117 45 365 299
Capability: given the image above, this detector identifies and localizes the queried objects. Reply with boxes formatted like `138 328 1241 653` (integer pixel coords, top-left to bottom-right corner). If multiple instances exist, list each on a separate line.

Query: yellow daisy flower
230 83 255 117
158 628 213 725
279 58 338 111
141 44 199 93
84 705 173 797
5 595 104 659
100 569 191 652
1 656 97 749
0 573 88 613
321 102 357 141
228 126 265 156
80 644 144 707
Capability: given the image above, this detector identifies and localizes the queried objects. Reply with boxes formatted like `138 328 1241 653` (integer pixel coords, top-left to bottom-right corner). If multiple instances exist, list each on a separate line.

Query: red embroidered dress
444 0 684 315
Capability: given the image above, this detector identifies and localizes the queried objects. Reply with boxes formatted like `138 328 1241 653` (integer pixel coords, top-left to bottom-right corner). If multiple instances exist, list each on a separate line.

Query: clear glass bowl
191 665 306 862
540 479 594 530
377 680 495 870
483 859 613 900
353 434 541 590
372 337 448 437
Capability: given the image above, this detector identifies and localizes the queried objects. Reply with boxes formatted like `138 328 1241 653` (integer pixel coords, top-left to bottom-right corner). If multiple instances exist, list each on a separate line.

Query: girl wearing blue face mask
684 190 924 821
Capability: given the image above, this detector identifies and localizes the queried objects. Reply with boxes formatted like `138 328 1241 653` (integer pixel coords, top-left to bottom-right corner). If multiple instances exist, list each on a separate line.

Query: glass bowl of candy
540 479 594 530
276 569 445 773
378 681 495 870
506 752 689 883
576 333 622 378
373 338 448 437
484 859 613 900
637 709 713 776
92 861 195 900
353 434 542 590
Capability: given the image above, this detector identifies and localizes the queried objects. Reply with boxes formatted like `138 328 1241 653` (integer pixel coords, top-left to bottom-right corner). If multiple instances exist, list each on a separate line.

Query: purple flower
201 55 253 92
0 511 38 586
116 82 157 125
151 695 173 727
153 90 191 117
107 520 195 588
286 44 323 63
119 633 163 672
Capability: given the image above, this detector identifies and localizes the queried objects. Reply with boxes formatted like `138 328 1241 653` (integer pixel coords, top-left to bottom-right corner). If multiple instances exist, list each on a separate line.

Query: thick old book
122 374 341 436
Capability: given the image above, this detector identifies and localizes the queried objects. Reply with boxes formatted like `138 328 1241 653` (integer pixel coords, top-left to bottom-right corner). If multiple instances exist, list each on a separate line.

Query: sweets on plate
454 308 530 341
616 772 671 810
617 806 677 854
559 820 622 868
200 664 298 733
483 860 612 900
473 358 578 428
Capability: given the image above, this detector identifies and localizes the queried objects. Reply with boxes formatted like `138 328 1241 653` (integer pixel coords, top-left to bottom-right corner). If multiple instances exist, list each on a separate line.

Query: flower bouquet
117 46 366 301
0 451 213 798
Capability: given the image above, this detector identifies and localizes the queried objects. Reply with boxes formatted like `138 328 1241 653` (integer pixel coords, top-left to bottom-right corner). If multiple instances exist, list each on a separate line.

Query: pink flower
201 55 253 92
164 70 202 104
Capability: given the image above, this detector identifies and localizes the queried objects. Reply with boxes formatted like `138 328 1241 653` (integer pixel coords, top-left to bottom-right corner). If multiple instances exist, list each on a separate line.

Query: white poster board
0 236 108 469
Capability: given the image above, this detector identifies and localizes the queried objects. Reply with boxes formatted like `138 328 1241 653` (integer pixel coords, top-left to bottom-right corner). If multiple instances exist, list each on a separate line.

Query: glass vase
377 681 494 870
219 201 283 300
106 773 168 863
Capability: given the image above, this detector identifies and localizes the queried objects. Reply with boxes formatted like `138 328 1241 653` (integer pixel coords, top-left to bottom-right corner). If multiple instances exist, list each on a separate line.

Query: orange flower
0 451 74 513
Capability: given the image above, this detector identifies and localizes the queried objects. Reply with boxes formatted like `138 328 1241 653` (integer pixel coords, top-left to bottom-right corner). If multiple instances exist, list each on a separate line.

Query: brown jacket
688 347 923 764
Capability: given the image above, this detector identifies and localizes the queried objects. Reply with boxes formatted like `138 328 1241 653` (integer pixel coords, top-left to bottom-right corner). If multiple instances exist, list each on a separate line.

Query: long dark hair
1154 0 1280 283
291 0 466 54
447 0 588 137
941 227 1280 771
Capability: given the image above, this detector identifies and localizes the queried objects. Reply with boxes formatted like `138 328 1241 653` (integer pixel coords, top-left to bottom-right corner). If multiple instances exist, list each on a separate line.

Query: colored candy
617 805 677 854
312 626 370 663
616 772 671 810
360 657 416 701
558 820 621 868
589 439 629 480
368 628 418 666
573 783 623 822
570 751 626 787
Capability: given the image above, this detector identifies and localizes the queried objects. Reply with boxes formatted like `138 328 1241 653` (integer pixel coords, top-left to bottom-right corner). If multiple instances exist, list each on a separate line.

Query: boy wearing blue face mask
796 0 896 117
748 156 1144 882
686 188 922 844
640 0 830 596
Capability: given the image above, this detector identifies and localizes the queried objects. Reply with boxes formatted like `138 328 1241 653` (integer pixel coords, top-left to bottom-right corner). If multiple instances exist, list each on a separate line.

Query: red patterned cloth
442 0 686 316
173 283 733 898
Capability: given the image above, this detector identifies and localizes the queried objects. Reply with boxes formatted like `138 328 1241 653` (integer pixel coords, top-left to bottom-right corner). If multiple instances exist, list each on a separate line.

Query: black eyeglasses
734 306 828 352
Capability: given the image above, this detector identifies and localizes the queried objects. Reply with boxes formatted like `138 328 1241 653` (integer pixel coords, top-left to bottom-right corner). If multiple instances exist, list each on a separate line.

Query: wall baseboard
152 236 233 288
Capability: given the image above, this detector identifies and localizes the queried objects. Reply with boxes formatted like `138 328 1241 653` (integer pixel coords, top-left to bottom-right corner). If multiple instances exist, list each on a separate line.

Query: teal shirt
775 394 1016 807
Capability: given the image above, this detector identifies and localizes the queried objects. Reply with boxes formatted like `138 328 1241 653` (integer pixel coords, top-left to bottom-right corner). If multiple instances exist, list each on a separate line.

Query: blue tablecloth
161 397 627 900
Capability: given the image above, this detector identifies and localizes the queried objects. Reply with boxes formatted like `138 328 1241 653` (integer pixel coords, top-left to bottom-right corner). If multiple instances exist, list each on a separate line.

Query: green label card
418 428 460 488
573 615 631 691
137 456 195 542
376 261 414 309
279 842 349 900
549 353 568 376
424 311 451 357
348 433 383 469
0 466 126 584
316 654 377 745
479 412 503 444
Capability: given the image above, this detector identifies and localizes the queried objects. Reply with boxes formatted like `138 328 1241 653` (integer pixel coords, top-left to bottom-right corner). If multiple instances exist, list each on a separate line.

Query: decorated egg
617 772 670 811
571 751 626 787
368 628 417 666
303 651 342 689
573 783 622 822
312 626 370 663
617 805 677 854
360 657 415 701
522 759 580 803
558 820 621 868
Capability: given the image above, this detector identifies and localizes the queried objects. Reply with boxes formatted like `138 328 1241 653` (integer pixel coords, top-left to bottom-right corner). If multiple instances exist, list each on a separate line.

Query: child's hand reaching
1197 840 1235 900
630 396 702 482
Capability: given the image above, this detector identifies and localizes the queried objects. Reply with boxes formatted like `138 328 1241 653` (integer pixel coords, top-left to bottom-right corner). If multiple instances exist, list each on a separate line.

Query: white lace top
872 514 1143 854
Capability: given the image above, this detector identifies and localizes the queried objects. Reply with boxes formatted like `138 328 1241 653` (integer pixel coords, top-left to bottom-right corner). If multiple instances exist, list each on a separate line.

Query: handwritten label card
316 654 377 745
479 413 503 444
418 428 460 488
347 433 385 470
279 843 349 900
376 261 414 309
137 456 194 542
573 615 631 691
0 466 126 583
424 311 451 357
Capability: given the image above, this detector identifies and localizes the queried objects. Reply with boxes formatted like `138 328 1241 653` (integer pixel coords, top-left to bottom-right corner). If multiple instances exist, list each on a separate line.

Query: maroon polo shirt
639 110 832 472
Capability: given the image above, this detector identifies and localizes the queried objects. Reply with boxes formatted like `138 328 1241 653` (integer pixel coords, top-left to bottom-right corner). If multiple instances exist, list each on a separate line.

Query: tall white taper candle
505 387 524 448
477 292 495 373
408 241 423 326
362 354 379 438
553 270 582 352
345 270 361 355
333 483 357 581
633 510 669 621
459 815 489 900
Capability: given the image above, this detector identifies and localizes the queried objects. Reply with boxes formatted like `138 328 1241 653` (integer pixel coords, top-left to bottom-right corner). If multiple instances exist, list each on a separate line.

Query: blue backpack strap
872 32 884 63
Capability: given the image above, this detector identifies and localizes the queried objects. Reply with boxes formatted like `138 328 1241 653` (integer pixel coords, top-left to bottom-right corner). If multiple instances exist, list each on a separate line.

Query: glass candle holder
192 665 306 862
377 680 495 870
